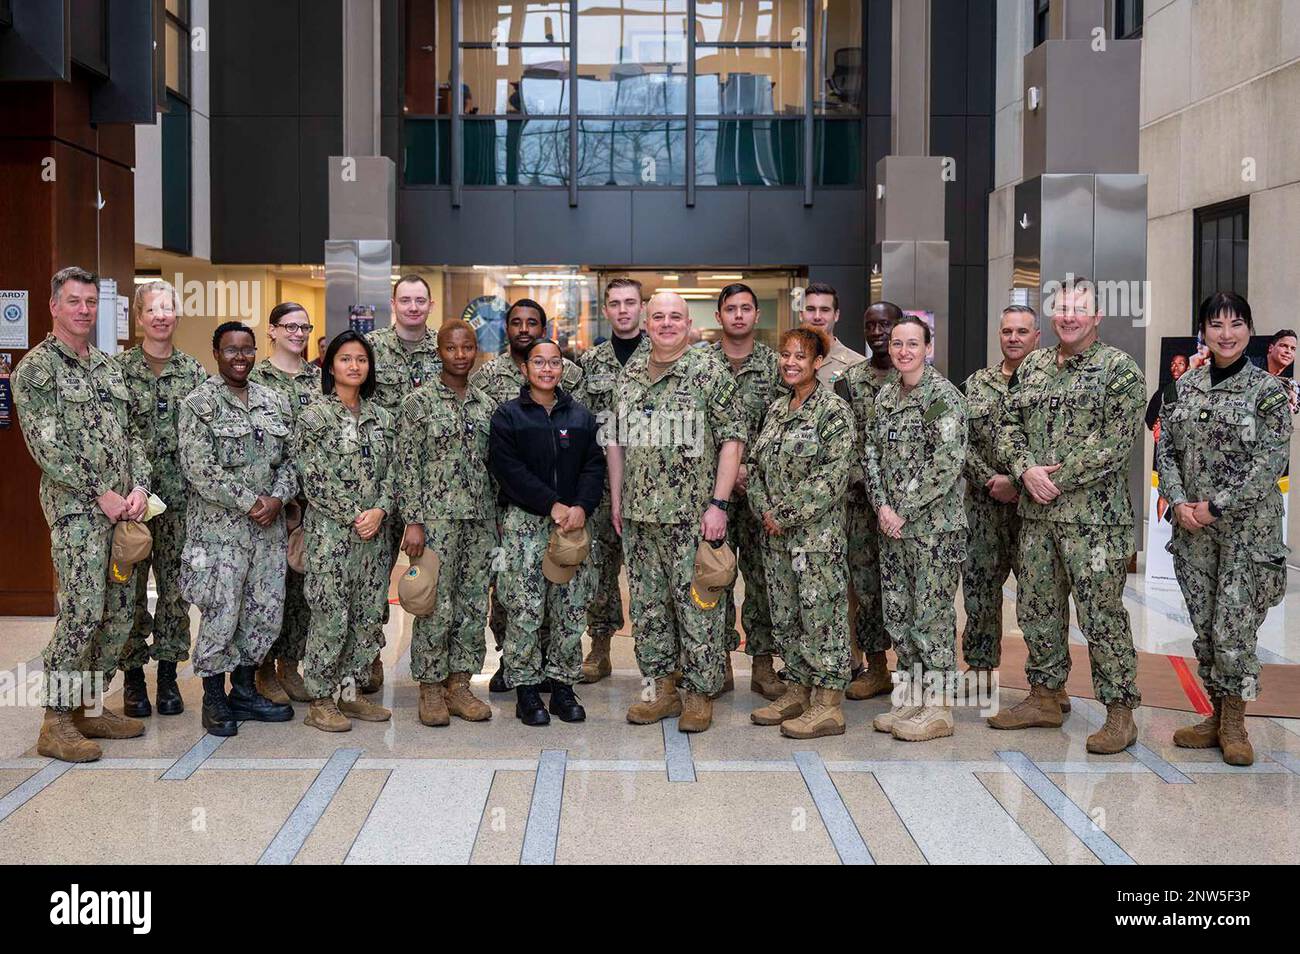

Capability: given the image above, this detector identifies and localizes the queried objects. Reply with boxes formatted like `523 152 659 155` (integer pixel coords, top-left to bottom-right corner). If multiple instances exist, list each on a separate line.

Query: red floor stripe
1167 655 1213 715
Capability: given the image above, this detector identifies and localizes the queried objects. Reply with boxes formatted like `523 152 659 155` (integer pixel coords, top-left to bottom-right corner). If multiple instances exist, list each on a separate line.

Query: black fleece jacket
488 385 606 517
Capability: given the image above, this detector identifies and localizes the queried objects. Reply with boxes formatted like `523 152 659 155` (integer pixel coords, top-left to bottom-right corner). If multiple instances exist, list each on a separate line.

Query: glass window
695 46 805 115
404 0 450 114
576 0 687 115
463 119 570 184
1115 0 1143 39
1193 199 1248 332
816 0 862 114
576 119 687 185
462 47 571 114
696 119 859 186
404 119 451 184
695 0 805 44
462 0 570 45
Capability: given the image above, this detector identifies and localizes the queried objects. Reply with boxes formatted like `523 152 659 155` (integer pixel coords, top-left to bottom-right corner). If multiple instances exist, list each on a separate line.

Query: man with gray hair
960 304 1054 689
12 267 153 762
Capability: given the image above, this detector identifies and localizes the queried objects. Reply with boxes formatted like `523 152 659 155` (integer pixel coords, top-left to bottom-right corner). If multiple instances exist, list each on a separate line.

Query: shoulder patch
1108 366 1142 394
711 372 738 407
1259 388 1288 415
819 412 849 443
922 397 951 424
189 393 217 421
300 403 331 431
15 361 52 391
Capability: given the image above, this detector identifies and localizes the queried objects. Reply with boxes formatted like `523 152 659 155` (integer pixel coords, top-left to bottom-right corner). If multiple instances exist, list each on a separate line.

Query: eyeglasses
529 357 563 370
220 347 259 359
276 322 313 334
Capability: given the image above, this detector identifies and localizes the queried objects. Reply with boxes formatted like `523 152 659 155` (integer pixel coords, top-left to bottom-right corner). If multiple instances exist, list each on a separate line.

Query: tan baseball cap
690 539 736 610
542 525 590 584
398 547 440 617
109 521 153 584
287 525 307 573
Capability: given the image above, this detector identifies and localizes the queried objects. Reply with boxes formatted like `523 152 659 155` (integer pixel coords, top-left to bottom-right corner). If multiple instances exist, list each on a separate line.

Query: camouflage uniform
1156 362 1292 699
837 361 893 654
497 508 597 686
577 337 645 641
959 363 1021 669
178 377 297 677
707 340 781 656
747 385 855 689
293 395 395 698
472 351 584 649
998 341 1144 707
616 346 746 695
367 326 445 639
248 358 320 663
395 380 498 685
113 346 206 669
12 336 151 709
864 364 968 676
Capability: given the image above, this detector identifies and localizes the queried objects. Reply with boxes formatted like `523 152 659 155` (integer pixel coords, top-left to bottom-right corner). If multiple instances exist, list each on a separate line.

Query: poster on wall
348 305 376 336
1145 334 1293 586
0 353 12 430
0 290 28 349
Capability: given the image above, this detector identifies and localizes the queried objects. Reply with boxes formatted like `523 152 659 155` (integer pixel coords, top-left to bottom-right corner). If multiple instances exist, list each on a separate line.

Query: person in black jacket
489 339 606 725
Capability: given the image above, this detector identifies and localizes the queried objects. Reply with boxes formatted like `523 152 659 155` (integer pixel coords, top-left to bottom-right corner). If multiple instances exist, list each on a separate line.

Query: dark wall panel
749 190 867 266
300 116 343 261
515 191 633 264
631 191 750 265
211 116 301 262
210 0 300 116
398 188 516 264
866 0 892 117
930 0 969 117
300 0 343 116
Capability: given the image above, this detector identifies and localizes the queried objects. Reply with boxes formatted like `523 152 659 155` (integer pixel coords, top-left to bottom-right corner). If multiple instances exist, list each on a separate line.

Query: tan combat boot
418 682 450 727
305 697 352 732
709 655 735 699
846 652 893 700
1053 688 1072 712
749 654 786 700
444 672 491 722
1173 697 1221 748
780 687 846 739
678 691 714 733
986 683 1064 730
626 677 683 724
276 658 313 703
339 694 392 722
38 709 102 763
751 683 810 726
1217 696 1254 766
580 633 613 684
73 703 145 740
255 657 290 704
1086 703 1138 754
873 703 923 733
892 703 954 742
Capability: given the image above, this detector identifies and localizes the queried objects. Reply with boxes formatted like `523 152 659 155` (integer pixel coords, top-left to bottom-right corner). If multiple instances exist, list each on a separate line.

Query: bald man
607 292 747 733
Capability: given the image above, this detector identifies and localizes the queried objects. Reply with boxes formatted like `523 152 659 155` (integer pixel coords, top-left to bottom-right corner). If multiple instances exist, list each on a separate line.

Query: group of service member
12 267 1290 767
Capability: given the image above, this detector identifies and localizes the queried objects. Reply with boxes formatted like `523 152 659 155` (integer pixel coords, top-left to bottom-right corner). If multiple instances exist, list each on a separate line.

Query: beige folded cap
287 525 307 573
542 525 591 584
109 521 153 584
398 547 441 616
690 539 736 610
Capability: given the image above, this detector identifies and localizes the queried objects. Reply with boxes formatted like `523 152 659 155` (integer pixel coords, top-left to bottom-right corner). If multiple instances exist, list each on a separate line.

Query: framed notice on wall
0 290 28 349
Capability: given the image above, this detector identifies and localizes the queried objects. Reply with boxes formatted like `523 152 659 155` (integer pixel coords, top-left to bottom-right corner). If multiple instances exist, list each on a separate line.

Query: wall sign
0 290 28 349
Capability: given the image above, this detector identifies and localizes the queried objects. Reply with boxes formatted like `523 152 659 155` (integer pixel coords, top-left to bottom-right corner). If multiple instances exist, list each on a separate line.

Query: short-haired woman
293 330 396 731
747 326 856 738
865 316 968 742
1158 293 1293 765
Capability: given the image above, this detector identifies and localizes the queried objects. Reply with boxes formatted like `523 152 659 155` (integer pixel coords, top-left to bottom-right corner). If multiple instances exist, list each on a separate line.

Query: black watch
709 497 729 513
1208 501 1222 518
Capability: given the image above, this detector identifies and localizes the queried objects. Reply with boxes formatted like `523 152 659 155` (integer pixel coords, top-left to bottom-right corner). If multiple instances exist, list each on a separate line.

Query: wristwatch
709 497 730 513
1208 501 1222 518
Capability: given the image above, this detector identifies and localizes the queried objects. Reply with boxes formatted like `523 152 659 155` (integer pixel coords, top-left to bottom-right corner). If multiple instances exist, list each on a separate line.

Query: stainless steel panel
1038 173 1095 347
1012 177 1043 316
325 239 393 340
914 240 950 376
876 156 945 243
328 156 397 241
878 240 917 306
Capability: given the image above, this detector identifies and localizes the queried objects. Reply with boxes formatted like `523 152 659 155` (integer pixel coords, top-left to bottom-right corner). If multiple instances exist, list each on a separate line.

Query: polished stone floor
0 559 1296 865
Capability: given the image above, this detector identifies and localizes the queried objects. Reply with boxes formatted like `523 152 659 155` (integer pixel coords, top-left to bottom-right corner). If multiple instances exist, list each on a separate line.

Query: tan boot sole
678 716 711 733
1173 727 1219 749
37 737 102 762
751 704 804 726
780 719 845 739
340 703 391 723
1085 730 1137 754
627 699 683 725
447 705 491 722
986 711 1063 730
750 678 785 701
892 720 954 742
419 711 451 727
304 713 352 732
873 708 920 733
74 714 146 739
845 675 894 701
579 659 611 684
1222 746 1254 766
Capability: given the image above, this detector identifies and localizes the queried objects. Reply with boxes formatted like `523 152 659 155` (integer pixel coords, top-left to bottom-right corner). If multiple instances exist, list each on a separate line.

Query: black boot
122 667 151 718
201 674 237 737
155 660 184 716
489 660 511 694
227 664 294 722
515 685 550 726
549 682 586 723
